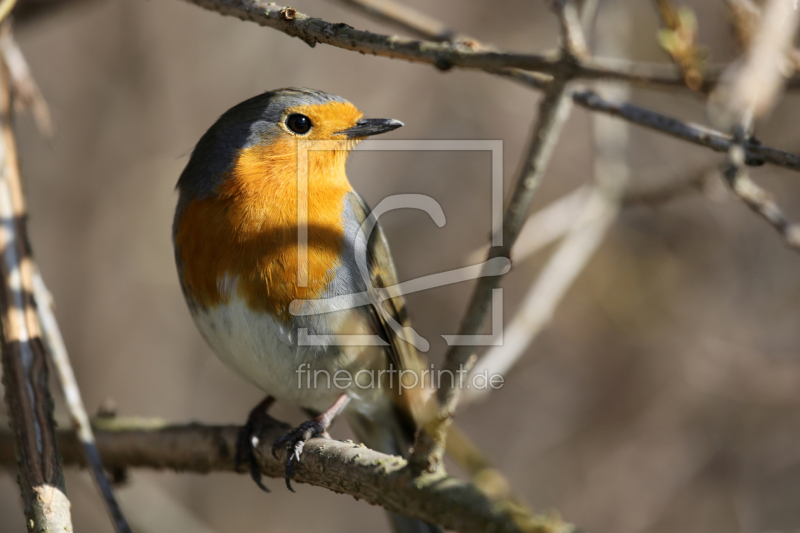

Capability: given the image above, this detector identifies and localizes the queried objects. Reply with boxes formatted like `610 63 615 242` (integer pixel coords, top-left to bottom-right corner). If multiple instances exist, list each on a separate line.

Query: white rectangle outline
294 138 504 348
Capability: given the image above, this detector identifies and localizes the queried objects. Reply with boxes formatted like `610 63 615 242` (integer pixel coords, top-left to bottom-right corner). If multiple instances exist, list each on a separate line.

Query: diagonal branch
713 0 800 253
550 0 590 62
566 88 800 171
0 419 575 533
331 0 800 174
408 0 583 474
723 135 800 250
0 30 72 531
32 271 133 533
410 80 575 473
337 0 459 42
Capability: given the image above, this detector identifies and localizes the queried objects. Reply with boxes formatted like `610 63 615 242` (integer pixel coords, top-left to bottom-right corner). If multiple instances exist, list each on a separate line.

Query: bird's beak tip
337 118 403 138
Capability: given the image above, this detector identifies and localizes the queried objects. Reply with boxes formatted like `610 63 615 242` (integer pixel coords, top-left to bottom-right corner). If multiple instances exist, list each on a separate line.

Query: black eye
286 114 312 134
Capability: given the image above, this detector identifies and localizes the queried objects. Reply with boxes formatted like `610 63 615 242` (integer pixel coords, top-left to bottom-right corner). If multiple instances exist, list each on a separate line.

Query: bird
173 88 440 533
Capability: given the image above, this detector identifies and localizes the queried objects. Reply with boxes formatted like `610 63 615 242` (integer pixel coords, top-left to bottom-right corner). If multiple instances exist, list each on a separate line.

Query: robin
173 88 439 533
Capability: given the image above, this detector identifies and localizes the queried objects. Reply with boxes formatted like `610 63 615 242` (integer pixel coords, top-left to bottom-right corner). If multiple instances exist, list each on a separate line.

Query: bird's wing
345 191 429 453
346 191 421 373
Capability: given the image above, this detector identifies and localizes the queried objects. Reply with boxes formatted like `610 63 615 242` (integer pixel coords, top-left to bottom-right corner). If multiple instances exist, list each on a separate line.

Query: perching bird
173 88 439 533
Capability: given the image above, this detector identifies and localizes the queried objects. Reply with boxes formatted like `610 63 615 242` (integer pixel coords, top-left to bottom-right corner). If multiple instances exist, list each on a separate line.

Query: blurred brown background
2 0 800 531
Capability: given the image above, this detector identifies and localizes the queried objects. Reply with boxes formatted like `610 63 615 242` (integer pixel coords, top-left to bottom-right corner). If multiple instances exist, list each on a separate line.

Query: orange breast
175 137 353 322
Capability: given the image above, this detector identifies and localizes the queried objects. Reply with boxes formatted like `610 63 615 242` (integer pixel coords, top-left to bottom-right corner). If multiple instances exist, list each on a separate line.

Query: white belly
190 292 387 415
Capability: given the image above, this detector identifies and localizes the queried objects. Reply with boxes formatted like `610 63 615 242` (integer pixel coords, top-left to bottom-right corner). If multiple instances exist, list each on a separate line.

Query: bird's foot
271 419 330 492
234 396 276 492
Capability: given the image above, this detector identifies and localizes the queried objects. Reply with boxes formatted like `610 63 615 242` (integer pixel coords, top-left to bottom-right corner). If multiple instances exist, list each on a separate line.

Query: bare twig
332 0 800 174
725 0 800 71
182 0 745 90
0 419 574 533
466 14 632 404
711 0 800 127
32 271 133 533
407 0 586 474
550 0 590 61
567 88 800 171
337 0 458 42
410 80 575 473
0 30 52 136
0 31 72 531
483 186 591 263
713 0 800 252
464 187 619 405
468 169 711 268
723 133 800 250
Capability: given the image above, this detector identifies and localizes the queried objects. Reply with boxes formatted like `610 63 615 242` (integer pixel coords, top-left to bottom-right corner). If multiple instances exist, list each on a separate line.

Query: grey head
176 87 348 200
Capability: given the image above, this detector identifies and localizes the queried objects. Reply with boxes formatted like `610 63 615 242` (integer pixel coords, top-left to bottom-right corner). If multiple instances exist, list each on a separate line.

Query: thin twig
408 0 587 473
567 88 800 171
0 30 52 137
723 133 800 250
411 80 574 473
0 419 575 533
464 187 619 405
550 0 590 61
0 29 72 531
32 271 133 533
714 0 800 252
711 0 800 127
337 0 458 42
465 13 632 405
330 0 800 174
468 170 711 267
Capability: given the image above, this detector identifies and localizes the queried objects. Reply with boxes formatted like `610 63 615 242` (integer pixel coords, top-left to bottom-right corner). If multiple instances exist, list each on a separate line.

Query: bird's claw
235 424 270 492
235 400 277 493
271 419 329 492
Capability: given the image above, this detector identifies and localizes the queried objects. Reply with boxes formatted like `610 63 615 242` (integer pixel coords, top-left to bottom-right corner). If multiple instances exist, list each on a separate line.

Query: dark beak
337 118 403 138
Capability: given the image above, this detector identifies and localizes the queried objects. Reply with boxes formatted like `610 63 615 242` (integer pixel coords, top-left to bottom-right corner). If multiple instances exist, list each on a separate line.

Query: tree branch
0 26 72 531
331 0 800 174
0 419 574 533
32 271 133 533
337 0 458 42
723 134 800 250
550 0 590 62
568 88 800 171
713 0 800 253
410 80 574 473
182 0 747 90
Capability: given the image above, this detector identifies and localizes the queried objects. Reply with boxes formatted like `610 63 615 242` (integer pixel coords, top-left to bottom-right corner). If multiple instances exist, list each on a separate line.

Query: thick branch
0 420 573 533
33 272 133 533
181 0 725 89
0 32 72 531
